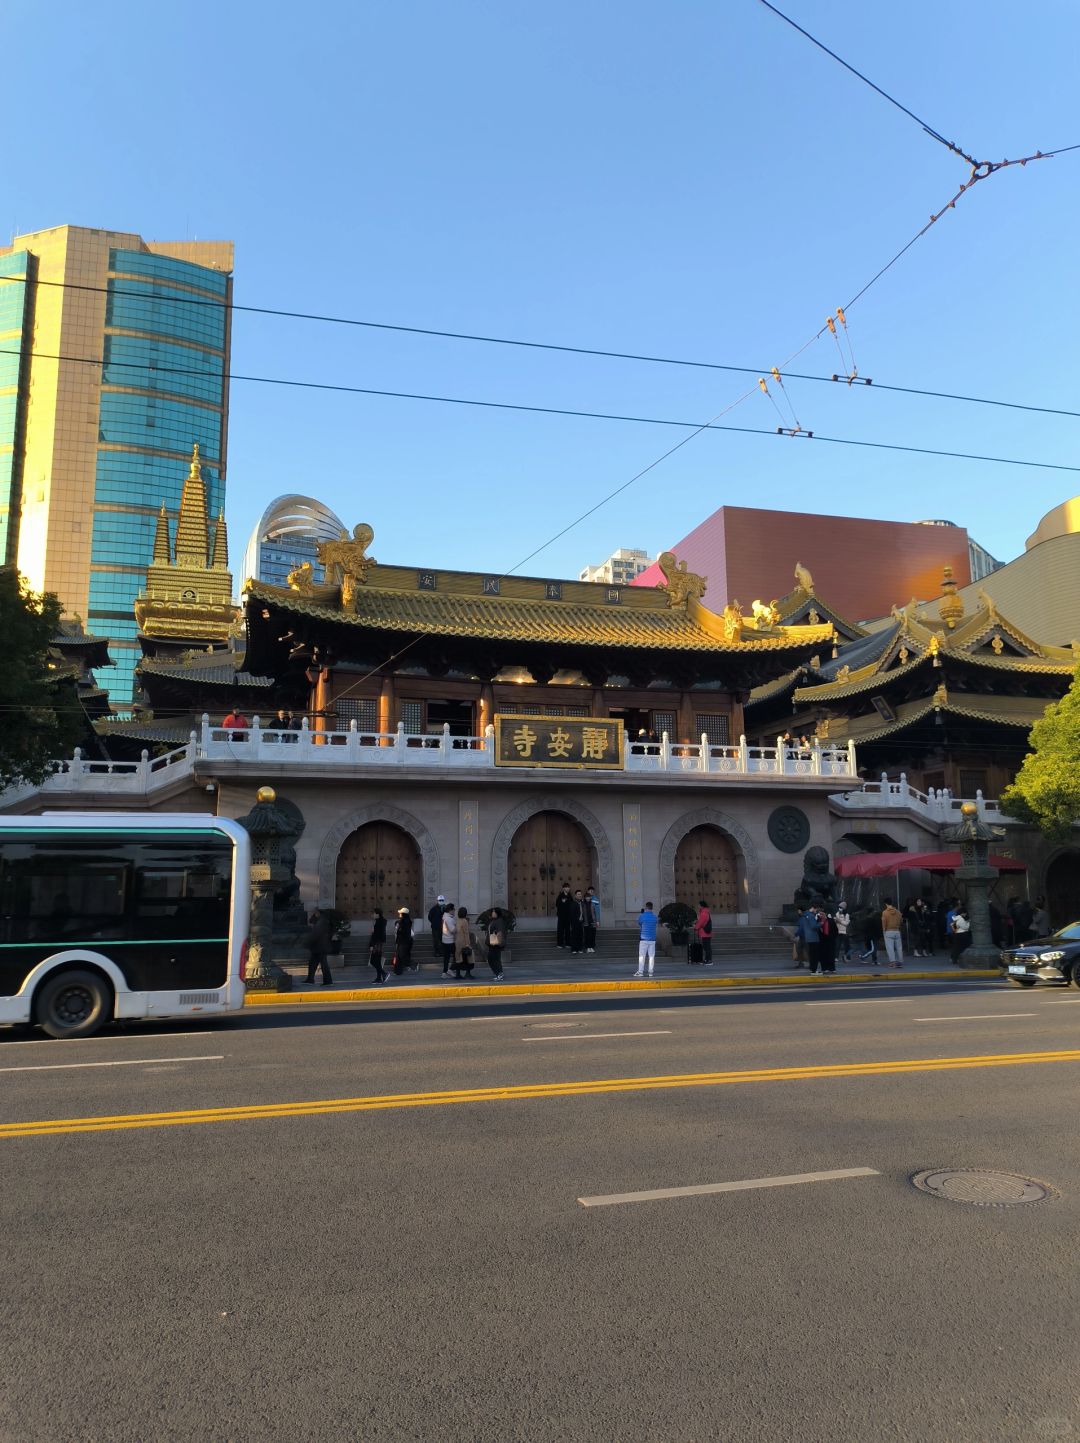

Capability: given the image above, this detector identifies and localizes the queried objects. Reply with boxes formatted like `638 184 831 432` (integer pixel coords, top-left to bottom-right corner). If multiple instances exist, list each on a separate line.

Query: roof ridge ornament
938 564 965 629
794 561 814 595
317 523 378 613
656 551 707 608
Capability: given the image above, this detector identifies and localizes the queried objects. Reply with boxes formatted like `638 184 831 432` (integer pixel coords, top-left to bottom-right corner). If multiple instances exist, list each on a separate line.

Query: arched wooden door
674 825 738 914
1046 850 1080 930
508 812 593 917
335 823 421 919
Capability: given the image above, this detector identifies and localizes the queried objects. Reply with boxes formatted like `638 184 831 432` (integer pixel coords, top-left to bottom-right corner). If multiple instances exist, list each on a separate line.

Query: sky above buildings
7 1 1079 580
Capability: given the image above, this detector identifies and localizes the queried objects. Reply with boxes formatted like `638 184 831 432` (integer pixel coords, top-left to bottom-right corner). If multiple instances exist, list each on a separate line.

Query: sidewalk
245 948 997 1006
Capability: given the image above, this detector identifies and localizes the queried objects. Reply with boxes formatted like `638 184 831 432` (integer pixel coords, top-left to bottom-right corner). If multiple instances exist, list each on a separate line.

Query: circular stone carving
911 1169 1057 1207
767 805 810 854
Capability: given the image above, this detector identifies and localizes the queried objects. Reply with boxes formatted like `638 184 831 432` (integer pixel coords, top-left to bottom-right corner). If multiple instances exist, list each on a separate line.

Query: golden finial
938 564 965 629
257 786 276 803
960 801 978 817
189 442 202 478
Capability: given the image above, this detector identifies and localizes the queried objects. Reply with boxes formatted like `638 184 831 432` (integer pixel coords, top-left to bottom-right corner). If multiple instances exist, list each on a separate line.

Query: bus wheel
36 969 112 1039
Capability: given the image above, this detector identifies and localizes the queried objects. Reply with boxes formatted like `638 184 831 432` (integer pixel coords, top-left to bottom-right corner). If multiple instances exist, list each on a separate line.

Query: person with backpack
486 908 507 981
949 907 972 965
693 901 713 965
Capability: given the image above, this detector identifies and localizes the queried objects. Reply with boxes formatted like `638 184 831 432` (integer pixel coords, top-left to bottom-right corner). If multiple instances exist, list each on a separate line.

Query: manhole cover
912 1169 1058 1207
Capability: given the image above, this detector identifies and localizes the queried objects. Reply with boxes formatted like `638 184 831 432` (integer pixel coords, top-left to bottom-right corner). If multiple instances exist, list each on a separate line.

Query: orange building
634 506 972 622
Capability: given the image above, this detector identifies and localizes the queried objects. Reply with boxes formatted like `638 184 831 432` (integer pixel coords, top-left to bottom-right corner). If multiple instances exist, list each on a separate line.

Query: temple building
81 526 859 929
746 566 1078 799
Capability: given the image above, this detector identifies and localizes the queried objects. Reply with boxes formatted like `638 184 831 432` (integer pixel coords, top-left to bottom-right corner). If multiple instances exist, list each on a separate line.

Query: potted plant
658 902 696 948
322 909 351 955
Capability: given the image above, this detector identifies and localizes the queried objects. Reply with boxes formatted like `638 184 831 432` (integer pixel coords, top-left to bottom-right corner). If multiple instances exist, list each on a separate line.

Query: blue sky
7 1 1079 578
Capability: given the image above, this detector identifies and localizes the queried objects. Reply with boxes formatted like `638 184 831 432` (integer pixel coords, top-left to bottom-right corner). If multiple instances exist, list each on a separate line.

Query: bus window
13 860 128 945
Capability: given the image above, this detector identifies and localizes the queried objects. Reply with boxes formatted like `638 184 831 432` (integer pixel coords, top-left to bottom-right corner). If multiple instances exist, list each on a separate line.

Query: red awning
835 850 1026 878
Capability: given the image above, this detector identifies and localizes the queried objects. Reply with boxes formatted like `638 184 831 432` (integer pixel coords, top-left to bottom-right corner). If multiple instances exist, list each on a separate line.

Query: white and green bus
0 813 251 1039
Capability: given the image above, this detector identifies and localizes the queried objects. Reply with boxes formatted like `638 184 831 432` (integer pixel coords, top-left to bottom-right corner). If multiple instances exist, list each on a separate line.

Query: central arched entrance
1046 850 1080 929
674 825 738 915
508 811 593 917
335 822 421 919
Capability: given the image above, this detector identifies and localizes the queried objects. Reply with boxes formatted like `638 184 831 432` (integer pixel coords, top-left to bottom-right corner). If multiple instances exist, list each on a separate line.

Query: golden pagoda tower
133 445 238 652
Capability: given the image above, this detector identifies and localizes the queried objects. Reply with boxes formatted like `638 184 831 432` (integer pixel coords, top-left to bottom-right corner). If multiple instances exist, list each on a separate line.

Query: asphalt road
3 980 1079 1443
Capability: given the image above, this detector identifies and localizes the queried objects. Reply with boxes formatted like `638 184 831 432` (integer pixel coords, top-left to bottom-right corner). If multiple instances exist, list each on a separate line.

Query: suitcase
688 939 704 965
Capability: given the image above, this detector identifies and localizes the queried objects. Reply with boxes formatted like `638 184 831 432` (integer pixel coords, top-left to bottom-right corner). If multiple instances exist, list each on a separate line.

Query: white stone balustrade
2 721 860 805
831 771 1010 824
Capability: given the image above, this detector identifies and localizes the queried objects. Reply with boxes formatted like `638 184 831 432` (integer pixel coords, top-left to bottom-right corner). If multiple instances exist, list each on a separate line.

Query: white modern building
579 547 655 586
241 496 347 588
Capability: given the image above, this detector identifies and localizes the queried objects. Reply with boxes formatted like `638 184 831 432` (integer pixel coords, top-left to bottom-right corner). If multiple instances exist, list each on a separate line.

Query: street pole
942 801 1002 970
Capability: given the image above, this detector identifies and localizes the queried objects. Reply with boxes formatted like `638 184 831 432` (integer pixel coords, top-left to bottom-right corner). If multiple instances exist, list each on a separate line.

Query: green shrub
658 902 696 932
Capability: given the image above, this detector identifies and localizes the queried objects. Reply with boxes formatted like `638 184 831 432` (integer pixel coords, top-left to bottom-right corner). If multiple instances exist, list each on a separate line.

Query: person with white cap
391 907 414 974
428 895 446 958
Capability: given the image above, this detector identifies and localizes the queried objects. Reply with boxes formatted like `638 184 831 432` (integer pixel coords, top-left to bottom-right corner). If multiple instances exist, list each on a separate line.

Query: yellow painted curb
244 970 998 1007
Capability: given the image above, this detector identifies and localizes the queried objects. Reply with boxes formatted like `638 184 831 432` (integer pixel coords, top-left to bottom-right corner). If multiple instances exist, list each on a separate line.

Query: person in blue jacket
634 902 658 978
796 906 822 974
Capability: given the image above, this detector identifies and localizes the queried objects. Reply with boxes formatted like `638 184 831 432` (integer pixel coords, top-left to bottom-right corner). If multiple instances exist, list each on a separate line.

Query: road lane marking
522 1030 672 1042
0 1055 224 1074
914 1014 1037 1022
1042 998 1080 1004
578 1167 880 1208
5 1048 1080 1139
805 1000 892 1006
1 1030 217 1048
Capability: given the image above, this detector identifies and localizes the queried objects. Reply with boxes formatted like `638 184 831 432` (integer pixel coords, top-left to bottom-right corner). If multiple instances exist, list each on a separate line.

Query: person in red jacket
694 900 713 966
221 705 249 741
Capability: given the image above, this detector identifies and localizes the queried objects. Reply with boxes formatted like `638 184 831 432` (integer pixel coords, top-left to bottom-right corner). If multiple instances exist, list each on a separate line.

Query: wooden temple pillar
478 683 495 738
379 674 395 744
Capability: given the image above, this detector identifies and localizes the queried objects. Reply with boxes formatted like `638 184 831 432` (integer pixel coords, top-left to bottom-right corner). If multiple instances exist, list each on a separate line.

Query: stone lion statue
795 844 838 908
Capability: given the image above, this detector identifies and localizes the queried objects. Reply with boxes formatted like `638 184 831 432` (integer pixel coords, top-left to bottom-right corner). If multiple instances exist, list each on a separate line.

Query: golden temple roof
245 572 837 654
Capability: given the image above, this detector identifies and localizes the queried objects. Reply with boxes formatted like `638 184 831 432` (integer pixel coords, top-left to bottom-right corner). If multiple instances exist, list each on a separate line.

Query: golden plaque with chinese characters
493 715 625 769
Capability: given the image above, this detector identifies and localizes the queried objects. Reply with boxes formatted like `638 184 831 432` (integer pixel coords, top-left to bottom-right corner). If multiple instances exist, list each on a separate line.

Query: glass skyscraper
0 225 233 704
241 495 347 588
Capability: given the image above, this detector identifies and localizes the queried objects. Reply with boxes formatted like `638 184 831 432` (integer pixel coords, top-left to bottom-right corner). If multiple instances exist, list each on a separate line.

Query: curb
244 969 999 1007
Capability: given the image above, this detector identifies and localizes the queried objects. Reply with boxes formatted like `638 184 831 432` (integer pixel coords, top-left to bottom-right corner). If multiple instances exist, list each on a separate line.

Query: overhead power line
756 0 980 164
3 345 1076 477
0 279 1075 422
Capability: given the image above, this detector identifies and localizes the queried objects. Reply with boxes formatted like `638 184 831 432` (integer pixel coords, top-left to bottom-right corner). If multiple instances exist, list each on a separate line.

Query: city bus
0 813 251 1039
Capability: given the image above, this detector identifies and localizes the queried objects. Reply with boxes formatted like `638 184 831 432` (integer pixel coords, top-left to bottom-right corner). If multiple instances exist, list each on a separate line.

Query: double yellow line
4 1047 1080 1139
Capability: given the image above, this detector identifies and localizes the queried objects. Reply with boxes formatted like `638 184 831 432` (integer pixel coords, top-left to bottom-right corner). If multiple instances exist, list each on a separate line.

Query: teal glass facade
91 248 230 704
0 251 31 567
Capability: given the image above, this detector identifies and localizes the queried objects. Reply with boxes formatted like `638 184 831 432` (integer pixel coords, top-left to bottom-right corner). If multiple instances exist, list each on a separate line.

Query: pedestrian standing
817 908 836 973
486 908 507 980
284 708 301 742
1031 897 1050 938
834 901 852 962
555 883 574 950
583 886 600 953
949 908 972 964
440 903 457 977
221 704 249 742
429 895 447 957
634 902 658 978
569 889 586 955
694 900 713 965
797 906 822 973
368 908 389 983
303 908 333 986
454 907 475 980
881 902 904 968
392 908 414 974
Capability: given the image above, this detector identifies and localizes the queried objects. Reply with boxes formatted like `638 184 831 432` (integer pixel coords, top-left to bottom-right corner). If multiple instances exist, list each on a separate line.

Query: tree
0 568 83 792
1000 663 1080 842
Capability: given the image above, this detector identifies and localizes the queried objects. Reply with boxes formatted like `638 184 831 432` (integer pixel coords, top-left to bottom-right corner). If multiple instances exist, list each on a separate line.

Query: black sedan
1001 923 1080 987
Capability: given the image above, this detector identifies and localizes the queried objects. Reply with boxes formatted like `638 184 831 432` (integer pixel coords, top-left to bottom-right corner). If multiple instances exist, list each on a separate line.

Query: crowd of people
791 892 1051 973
